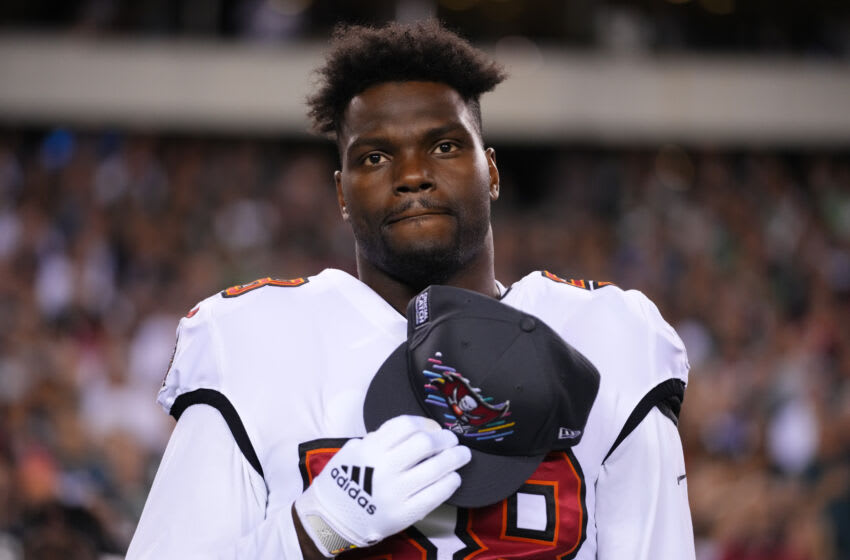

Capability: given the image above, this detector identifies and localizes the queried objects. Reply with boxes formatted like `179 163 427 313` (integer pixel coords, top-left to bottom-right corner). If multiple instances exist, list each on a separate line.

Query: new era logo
558 427 582 440
330 465 376 515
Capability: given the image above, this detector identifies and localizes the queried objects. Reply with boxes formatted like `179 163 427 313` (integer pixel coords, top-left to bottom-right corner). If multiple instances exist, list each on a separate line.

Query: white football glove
294 415 471 557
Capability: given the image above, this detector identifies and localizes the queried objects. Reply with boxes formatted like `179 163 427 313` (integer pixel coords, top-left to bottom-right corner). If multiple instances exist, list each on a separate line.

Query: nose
393 151 433 194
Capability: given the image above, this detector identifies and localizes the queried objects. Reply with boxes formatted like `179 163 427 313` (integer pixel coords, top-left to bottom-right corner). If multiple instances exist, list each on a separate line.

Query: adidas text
331 466 377 515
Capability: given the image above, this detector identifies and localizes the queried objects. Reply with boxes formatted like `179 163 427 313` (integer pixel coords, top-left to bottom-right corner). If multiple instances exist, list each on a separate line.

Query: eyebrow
346 121 471 155
422 122 469 141
346 135 392 156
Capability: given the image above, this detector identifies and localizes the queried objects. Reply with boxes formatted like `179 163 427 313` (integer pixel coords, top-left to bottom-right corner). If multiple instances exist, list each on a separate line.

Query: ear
334 170 349 221
486 148 500 201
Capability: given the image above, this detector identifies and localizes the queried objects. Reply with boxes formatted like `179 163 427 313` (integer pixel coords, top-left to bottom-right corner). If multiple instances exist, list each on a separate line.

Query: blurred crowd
0 128 848 559
2 0 849 57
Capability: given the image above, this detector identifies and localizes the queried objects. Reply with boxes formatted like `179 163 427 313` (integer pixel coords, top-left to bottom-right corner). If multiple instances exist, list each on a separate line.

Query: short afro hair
307 20 506 139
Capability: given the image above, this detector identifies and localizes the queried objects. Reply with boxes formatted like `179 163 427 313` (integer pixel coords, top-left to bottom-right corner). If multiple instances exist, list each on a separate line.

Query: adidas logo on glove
331 465 376 515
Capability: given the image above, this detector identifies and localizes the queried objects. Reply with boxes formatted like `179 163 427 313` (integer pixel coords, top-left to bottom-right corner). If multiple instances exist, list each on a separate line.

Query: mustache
383 198 452 224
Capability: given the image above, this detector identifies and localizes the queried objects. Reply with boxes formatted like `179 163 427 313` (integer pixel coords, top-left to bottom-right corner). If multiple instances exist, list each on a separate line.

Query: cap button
520 316 536 332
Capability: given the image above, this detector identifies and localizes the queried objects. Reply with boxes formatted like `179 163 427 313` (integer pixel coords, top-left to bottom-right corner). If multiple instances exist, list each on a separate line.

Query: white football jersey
153 268 691 559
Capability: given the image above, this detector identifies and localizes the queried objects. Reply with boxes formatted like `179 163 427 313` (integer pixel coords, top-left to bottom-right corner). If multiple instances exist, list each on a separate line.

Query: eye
433 142 458 155
364 153 388 166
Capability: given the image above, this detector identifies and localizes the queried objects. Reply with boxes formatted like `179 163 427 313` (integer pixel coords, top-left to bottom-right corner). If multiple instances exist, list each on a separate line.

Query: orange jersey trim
221 276 307 298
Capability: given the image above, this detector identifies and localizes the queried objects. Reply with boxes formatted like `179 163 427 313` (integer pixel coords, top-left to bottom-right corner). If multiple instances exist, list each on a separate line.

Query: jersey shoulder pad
189 271 331 321
618 288 690 386
157 272 325 414
513 270 689 397
587 283 690 388
538 270 618 292
157 293 222 415
507 270 621 310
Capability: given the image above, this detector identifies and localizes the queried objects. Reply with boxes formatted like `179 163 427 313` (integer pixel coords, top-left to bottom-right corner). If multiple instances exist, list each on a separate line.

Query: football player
128 20 695 559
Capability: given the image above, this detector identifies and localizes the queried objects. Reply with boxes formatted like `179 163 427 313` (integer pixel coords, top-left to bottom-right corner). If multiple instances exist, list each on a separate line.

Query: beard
353 207 491 292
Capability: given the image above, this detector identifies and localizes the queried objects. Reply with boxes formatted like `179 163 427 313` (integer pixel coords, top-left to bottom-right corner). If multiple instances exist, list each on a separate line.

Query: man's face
335 81 499 287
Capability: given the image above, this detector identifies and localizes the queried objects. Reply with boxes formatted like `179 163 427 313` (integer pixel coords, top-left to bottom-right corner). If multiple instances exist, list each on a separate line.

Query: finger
386 428 459 471
369 415 442 450
402 471 463 523
399 445 470 497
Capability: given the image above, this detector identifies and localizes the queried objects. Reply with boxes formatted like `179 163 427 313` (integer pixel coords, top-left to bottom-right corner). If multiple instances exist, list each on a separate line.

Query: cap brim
449 449 543 508
364 342 547 508
363 342 424 431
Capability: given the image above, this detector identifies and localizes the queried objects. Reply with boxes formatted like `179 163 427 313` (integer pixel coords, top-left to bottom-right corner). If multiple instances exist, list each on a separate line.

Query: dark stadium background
1 2 849 559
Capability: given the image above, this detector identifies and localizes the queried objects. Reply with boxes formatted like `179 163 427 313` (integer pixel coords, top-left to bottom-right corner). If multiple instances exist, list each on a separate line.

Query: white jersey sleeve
126 404 304 559
155 287 272 481
596 406 695 559
157 296 226 413
594 289 694 558
129 289 305 558
598 288 688 460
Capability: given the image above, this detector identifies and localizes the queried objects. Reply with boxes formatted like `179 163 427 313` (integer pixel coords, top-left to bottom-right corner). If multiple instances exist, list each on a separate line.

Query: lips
385 205 452 225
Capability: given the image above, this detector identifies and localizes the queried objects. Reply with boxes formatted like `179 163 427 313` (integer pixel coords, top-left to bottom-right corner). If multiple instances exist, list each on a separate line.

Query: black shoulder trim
603 379 685 463
171 388 264 478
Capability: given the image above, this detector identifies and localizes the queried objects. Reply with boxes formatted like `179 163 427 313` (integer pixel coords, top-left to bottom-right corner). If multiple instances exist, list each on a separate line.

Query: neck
356 235 499 315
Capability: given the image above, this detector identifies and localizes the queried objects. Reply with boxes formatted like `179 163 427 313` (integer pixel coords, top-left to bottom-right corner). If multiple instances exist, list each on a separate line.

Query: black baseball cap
364 285 600 508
